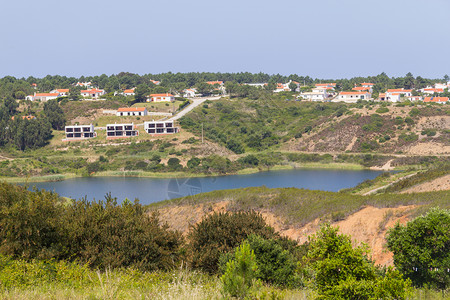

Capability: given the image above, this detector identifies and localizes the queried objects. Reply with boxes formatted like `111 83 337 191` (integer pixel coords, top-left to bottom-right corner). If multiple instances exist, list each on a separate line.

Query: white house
144 120 179 135
116 107 148 116
148 93 175 102
421 88 444 95
386 88 412 98
123 88 135 96
243 83 267 88
183 89 198 98
106 123 138 139
76 82 92 88
80 88 105 99
26 92 60 102
51 89 69 96
407 96 423 102
150 79 160 85
64 124 96 140
337 91 371 102
274 83 290 93
424 97 448 104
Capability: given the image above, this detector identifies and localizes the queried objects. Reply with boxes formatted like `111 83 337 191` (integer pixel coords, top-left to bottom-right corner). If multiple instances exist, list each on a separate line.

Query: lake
25 168 382 205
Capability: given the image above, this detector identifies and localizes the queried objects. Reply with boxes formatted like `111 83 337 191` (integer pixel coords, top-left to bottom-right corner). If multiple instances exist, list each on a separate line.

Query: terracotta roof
361 83 374 86
387 89 412 93
316 83 336 87
35 93 59 97
150 93 174 97
423 88 444 93
423 97 448 103
56 89 69 93
12 115 36 120
339 92 369 95
117 107 147 112
206 81 223 85
81 89 104 93
123 89 135 93
352 87 371 91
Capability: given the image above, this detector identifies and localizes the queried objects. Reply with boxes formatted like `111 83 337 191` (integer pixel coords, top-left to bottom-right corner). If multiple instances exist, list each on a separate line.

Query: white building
337 92 371 102
80 88 105 99
144 120 179 135
64 124 96 140
386 88 412 98
76 82 92 88
150 79 160 85
51 89 69 96
421 88 444 95
183 89 198 98
116 107 148 116
148 93 175 102
26 92 60 102
123 88 135 96
106 123 138 139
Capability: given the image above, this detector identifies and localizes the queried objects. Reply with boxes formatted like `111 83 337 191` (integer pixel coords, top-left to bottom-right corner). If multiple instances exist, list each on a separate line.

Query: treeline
0 98 65 150
0 182 448 298
1 72 448 99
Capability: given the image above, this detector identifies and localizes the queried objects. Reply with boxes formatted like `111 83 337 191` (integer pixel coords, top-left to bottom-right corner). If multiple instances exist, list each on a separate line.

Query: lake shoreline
2 162 370 184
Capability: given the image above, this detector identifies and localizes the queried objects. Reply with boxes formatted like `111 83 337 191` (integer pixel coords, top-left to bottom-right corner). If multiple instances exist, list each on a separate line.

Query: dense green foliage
0 182 183 271
307 224 412 299
386 208 450 289
187 211 280 273
180 98 349 153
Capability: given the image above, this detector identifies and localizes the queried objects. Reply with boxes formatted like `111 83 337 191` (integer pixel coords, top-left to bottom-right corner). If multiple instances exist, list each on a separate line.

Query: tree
187 157 201 169
134 84 150 102
196 82 212 96
307 224 411 299
288 82 298 92
444 74 449 82
43 100 66 130
386 208 450 289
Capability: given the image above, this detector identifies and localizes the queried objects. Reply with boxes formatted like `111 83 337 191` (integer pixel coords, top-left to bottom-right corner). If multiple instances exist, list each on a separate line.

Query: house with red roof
80 88 105 99
26 92 60 102
423 97 448 104
148 93 175 102
384 88 412 102
116 107 148 116
338 91 371 102
123 88 135 96
51 89 70 96
421 88 444 95
150 80 160 85
183 88 198 98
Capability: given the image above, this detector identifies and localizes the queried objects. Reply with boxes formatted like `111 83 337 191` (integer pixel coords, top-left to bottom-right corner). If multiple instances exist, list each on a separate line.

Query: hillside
149 183 449 266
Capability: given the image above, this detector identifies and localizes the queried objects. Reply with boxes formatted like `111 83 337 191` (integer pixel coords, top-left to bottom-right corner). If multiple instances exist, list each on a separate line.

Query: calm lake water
26 168 382 205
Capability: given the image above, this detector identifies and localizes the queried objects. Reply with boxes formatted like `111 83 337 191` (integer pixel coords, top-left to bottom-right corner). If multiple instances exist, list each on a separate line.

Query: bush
376 107 389 114
306 224 411 299
187 211 278 273
386 208 450 289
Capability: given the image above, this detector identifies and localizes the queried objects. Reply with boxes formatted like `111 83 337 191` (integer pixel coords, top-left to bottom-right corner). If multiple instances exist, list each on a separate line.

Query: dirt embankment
155 202 417 266
400 174 450 194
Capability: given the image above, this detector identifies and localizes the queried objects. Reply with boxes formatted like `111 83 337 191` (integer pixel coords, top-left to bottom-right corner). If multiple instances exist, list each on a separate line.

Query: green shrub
188 211 278 273
376 107 389 113
421 129 437 136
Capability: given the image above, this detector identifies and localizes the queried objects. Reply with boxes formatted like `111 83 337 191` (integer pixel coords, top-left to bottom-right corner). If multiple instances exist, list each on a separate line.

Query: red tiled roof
81 89 103 93
35 93 59 97
360 83 374 86
56 89 69 93
123 89 135 93
424 97 448 103
387 89 412 93
150 93 174 97
340 91 369 95
352 87 371 91
423 88 444 93
117 107 147 112
206 81 223 85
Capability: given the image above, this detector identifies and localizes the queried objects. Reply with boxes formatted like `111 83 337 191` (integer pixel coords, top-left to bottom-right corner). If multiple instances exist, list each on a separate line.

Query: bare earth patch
155 202 417 266
400 174 450 194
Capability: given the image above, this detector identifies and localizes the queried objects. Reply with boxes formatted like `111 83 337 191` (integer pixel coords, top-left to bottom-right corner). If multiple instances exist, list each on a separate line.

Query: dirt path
400 174 450 193
363 172 417 195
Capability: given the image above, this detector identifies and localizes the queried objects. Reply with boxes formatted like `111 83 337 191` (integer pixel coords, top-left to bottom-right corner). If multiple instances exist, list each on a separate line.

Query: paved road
168 96 222 121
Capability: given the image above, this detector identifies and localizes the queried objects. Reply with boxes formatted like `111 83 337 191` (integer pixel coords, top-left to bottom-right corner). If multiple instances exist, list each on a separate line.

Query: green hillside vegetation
0 181 448 299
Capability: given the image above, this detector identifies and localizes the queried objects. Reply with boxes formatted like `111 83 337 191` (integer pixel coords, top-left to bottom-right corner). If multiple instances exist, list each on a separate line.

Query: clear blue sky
1 0 449 79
